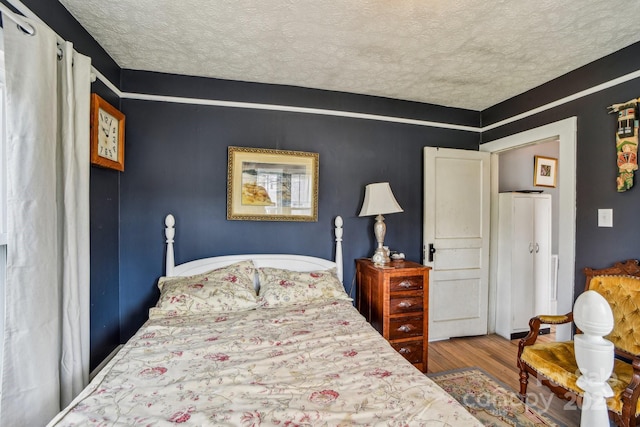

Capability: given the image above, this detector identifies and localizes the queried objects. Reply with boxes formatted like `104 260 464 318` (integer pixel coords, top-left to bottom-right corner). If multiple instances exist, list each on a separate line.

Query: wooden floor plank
428 333 581 426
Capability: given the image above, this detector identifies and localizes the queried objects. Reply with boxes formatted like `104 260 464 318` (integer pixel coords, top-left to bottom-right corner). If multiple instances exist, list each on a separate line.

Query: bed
48 215 481 426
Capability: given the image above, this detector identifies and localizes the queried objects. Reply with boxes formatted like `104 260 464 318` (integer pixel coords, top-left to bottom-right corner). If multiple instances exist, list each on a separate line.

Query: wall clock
90 93 125 171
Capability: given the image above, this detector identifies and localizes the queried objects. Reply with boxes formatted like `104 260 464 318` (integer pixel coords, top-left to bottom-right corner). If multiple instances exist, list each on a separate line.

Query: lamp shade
358 182 403 217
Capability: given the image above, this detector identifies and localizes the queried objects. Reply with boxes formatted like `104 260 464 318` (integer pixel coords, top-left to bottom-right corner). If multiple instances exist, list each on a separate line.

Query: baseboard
510 328 550 340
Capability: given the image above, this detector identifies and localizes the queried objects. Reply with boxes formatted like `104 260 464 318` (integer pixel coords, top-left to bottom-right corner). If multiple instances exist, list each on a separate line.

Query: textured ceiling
58 0 640 111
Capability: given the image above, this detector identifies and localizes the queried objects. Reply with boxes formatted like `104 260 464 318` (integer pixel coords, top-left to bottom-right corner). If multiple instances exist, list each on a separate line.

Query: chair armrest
517 313 573 358
621 358 640 424
536 314 573 325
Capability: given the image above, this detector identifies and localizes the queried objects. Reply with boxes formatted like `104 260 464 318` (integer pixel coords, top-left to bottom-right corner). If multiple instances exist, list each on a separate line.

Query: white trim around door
480 117 577 342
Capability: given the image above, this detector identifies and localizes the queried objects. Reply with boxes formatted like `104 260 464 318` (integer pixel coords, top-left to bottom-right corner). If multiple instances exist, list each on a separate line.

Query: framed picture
533 155 557 187
90 93 125 171
227 146 319 221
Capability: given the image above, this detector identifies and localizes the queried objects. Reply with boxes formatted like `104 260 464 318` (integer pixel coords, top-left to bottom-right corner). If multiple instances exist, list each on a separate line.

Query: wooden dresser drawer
355 259 430 372
391 340 423 364
389 295 423 314
390 275 423 292
388 315 423 340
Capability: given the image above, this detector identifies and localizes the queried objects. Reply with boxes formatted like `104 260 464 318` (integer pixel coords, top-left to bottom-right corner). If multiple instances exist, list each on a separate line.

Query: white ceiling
58 0 640 111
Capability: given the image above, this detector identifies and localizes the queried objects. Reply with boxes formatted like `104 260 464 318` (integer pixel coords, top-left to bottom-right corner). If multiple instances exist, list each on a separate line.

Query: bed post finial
165 214 175 276
335 216 343 283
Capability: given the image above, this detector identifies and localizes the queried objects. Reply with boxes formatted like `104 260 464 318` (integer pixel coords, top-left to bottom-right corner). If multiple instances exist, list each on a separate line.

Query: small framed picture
533 156 557 188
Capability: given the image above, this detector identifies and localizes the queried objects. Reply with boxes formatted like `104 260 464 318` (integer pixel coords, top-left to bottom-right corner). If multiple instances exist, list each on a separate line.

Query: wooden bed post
165 214 175 276
335 216 343 283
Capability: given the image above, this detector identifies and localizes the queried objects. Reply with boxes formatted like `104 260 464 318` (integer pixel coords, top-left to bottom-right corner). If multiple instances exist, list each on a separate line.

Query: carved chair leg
620 412 633 427
519 369 529 402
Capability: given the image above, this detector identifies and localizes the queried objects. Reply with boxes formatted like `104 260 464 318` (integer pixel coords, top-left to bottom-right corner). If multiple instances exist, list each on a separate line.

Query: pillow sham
149 260 258 319
257 267 352 308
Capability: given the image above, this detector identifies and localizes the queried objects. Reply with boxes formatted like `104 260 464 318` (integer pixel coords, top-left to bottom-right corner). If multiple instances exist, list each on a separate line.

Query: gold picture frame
227 146 319 221
533 155 557 188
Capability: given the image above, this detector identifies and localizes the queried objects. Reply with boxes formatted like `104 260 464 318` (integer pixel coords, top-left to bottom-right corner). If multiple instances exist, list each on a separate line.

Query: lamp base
372 247 390 265
371 214 391 265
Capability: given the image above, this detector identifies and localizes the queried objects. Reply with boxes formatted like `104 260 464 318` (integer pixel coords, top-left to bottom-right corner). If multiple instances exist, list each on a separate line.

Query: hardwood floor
428 333 582 426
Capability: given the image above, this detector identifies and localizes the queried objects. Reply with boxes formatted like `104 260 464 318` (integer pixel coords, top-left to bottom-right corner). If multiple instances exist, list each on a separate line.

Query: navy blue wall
118 71 480 340
482 42 640 304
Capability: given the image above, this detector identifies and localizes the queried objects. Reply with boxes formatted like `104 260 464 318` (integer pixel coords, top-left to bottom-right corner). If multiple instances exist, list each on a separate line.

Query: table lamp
358 182 403 264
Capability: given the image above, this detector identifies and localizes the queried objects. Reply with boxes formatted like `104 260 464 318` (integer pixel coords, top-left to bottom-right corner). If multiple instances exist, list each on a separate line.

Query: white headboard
164 215 344 283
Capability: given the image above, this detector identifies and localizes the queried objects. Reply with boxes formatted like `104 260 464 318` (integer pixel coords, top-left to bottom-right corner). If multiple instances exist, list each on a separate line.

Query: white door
423 147 490 340
533 196 552 315
495 193 552 339
511 196 535 332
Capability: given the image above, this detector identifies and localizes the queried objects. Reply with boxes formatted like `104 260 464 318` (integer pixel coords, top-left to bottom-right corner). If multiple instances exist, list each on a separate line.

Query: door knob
428 244 436 262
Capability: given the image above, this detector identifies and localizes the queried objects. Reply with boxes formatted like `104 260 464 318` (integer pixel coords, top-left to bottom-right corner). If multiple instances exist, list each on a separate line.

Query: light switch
598 209 613 227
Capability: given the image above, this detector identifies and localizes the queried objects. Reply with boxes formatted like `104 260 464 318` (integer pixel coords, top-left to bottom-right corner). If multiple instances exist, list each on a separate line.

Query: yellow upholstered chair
517 259 640 427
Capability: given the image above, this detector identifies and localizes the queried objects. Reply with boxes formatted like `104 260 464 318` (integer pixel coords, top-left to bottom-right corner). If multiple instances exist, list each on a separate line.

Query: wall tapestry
609 98 640 192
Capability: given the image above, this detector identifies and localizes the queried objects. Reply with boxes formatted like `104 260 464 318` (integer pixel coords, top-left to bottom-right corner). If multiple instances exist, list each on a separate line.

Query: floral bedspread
49 300 481 426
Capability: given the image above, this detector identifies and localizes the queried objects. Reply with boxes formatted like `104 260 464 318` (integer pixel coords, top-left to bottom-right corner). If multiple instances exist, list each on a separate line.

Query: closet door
533 197 552 315
511 196 535 332
496 192 552 340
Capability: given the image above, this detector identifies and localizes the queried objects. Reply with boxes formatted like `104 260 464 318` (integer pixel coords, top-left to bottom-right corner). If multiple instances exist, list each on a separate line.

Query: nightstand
355 258 431 372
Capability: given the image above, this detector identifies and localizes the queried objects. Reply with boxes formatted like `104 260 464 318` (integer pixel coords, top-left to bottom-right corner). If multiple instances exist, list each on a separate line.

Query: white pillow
257 267 352 308
149 260 258 319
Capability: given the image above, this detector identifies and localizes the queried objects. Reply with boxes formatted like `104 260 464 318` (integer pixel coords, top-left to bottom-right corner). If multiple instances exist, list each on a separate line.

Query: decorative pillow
149 260 258 319
257 267 352 308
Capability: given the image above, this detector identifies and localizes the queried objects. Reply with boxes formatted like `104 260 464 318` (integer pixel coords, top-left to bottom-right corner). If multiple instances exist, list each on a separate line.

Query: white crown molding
101 62 640 134
482 69 640 132
121 91 481 132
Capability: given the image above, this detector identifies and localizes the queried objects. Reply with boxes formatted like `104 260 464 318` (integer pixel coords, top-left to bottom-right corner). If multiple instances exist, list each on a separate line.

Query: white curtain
1 17 91 426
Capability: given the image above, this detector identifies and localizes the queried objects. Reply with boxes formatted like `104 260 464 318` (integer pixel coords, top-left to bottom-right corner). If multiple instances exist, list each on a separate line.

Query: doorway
480 117 577 341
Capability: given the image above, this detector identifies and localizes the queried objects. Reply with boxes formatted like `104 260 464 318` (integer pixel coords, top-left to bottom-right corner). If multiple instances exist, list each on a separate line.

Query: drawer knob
399 347 411 354
398 325 412 333
398 301 412 308
399 281 412 289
